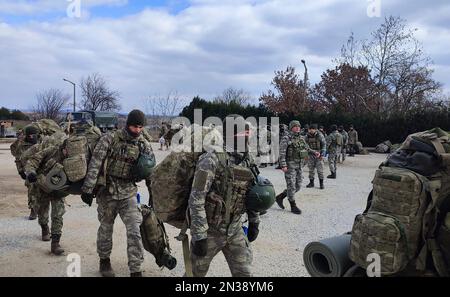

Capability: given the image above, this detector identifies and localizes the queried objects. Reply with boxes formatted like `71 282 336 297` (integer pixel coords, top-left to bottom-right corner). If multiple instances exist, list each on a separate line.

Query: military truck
65 110 118 132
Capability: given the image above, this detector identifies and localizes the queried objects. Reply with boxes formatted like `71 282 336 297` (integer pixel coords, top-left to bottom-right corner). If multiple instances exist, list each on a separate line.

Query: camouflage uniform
348 128 358 156
11 138 37 211
305 131 326 180
24 132 69 236
279 132 312 202
339 129 348 163
189 151 258 277
327 130 343 176
81 128 155 274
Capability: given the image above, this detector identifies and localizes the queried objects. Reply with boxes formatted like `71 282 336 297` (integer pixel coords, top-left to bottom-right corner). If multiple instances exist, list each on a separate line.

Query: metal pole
63 78 76 112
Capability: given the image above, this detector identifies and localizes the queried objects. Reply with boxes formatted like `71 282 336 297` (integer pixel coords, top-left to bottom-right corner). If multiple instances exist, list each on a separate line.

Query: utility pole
63 78 76 112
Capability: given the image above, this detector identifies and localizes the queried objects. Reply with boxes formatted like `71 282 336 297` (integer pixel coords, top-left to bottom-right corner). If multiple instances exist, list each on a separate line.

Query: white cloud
0 0 449 112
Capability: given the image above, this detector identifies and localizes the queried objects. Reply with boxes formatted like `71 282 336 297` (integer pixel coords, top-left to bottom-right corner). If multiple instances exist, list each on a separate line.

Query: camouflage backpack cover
151 126 222 229
349 128 450 276
42 123 102 194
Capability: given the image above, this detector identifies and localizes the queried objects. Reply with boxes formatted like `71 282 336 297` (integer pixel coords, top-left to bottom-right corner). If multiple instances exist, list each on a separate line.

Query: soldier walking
338 125 348 163
348 125 359 157
276 120 318 215
24 130 69 255
188 115 268 277
305 124 327 190
10 125 39 220
327 125 343 179
81 109 155 277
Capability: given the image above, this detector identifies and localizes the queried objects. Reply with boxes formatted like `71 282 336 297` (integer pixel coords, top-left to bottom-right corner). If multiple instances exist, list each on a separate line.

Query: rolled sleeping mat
303 234 353 277
45 167 68 191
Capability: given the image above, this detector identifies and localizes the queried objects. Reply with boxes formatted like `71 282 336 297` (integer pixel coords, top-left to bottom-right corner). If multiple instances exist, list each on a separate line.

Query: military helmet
131 151 156 182
289 120 301 130
246 175 276 212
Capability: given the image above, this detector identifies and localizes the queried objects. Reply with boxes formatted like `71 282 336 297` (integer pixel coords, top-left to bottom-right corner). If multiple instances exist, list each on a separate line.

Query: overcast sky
1 0 449 113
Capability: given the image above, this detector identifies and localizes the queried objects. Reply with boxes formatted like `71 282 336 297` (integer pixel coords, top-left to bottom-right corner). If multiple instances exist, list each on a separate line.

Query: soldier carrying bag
349 127 450 276
140 204 177 270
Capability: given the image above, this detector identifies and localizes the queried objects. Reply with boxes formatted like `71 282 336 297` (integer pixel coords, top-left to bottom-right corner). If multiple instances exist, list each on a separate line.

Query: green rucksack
151 126 223 229
349 128 450 276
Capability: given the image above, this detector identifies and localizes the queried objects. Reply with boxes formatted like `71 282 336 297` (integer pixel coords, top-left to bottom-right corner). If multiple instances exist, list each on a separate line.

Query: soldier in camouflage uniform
10 125 40 220
276 121 318 215
326 125 343 179
338 125 348 163
305 124 327 190
24 130 69 255
348 125 358 157
188 115 260 277
81 110 155 277
319 125 327 139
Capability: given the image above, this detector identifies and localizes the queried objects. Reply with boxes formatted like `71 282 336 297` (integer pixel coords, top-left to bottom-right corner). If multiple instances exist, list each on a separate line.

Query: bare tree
33 89 70 121
335 32 361 67
361 16 441 113
144 91 183 123
213 87 252 106
80 73 121 111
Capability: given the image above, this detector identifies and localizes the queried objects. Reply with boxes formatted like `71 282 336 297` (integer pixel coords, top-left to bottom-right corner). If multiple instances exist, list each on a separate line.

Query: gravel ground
0 143 387 277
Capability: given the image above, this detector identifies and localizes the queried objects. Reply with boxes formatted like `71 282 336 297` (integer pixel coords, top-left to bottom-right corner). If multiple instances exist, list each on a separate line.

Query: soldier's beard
126 127 140 138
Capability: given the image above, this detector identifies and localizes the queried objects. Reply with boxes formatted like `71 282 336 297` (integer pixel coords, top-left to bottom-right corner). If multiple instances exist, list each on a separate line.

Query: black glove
26 172 37 183
247 222 259 242
19 171 27 180
81 192 94 207
192 238 208 257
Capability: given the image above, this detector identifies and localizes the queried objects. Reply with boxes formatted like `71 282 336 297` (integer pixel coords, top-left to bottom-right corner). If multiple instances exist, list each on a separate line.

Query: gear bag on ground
349 127 450 276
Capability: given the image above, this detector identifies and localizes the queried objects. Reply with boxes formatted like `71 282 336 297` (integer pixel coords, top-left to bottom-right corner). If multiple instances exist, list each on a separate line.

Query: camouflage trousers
307 157 324 180
284 161 303 202
190 227 253 277
26 181 37 210
339 147 346 163
96 194 144 274
328 149 341 174
35 190 65 235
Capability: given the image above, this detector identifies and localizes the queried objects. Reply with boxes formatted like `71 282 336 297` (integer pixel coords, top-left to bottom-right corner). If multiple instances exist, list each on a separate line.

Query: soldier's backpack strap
415 177 450 276
217 153 233 225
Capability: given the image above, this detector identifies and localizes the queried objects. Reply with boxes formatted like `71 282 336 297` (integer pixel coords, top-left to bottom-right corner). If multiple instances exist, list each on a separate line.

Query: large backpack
349 128 450 276
41 124 102 194
150 126 223 229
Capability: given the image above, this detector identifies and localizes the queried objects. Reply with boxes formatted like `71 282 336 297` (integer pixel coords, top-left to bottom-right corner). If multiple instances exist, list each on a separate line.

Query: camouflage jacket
81 128 155 200
306 131 327 156
279 132 313 167
327 131 343 154
188 151 260 242
24 134 68 176
348 129 358 144
340 130 349 145
11 139 33 174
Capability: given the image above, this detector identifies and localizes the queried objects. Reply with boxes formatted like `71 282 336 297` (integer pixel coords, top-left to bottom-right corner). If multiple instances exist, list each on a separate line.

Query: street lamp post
63 78 76 112
301 59 308 97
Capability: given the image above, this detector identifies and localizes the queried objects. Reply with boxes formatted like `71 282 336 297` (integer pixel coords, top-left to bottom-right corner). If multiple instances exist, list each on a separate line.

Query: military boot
41 224 50 241
327 172 336 179
50 234 65 255
130 272 143 277
289 200 302 215
306 179 314 188
319 179 325 189
99 258 115 277
29 208 37 220
275 190 287 209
